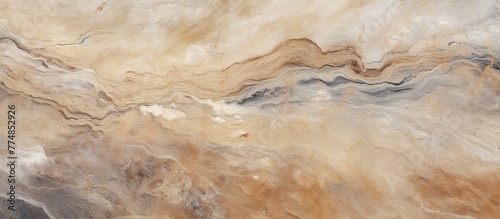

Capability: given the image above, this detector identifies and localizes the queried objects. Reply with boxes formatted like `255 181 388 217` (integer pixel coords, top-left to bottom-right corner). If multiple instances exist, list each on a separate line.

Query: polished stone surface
0 0 499 218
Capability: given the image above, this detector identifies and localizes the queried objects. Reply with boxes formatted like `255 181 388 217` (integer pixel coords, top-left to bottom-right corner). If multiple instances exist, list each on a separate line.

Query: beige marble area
0 0 499 218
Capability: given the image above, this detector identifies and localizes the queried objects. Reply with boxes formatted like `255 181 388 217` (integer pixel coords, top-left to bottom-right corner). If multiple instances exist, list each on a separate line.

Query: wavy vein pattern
0 0 499 218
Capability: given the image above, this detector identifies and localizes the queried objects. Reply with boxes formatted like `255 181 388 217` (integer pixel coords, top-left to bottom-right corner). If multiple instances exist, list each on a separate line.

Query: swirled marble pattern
0 0 499 218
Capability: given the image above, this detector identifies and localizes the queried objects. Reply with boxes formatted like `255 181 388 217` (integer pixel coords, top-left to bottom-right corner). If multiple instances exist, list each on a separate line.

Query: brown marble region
0 0 499 218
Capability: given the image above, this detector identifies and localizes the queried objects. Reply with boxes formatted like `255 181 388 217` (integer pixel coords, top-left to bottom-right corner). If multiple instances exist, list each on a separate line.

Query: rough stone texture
0 0 499 218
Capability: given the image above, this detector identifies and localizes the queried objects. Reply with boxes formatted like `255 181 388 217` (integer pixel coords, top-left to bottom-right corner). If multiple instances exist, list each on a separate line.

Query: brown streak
410 169 500 218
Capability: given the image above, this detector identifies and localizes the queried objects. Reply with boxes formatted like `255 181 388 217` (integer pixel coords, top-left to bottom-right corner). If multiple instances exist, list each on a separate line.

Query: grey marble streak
228 45 499 108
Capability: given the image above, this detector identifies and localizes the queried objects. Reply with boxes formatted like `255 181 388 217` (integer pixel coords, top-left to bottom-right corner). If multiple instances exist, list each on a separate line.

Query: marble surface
0 0 499 218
